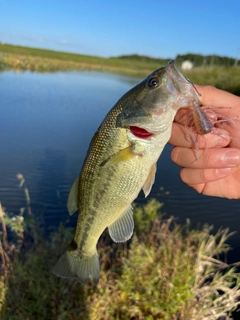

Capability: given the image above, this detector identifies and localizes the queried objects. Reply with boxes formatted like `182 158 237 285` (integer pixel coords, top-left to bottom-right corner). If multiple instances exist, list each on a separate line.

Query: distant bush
176 53 236 67
184 67 240 96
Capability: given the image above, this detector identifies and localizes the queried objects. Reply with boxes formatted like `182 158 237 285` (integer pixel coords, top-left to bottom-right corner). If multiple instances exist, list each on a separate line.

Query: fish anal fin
53 248 100 285
142 163 157 197
67 177 79 215
101 145 139 168
108 206 134 243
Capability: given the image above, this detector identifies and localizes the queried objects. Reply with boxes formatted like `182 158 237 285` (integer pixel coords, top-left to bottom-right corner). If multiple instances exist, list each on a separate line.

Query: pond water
1 70 240 262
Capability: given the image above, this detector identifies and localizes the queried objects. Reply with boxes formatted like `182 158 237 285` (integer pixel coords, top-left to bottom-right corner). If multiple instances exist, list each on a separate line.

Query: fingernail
216 168 231 178
217 135 229 147
223 151 240 166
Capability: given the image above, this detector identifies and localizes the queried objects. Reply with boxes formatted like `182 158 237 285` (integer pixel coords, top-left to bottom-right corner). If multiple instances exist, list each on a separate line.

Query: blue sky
1 0 239 59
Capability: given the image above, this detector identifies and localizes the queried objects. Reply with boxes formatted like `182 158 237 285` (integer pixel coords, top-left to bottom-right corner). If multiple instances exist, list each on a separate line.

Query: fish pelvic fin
108 205 134 243
53 246 100 285
67 177 79 215
142 163 157 197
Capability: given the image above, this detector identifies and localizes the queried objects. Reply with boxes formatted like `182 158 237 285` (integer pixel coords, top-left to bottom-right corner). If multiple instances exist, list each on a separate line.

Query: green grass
1 184 240 319
0 43 169 77
183 67 240 96
1 43 240 95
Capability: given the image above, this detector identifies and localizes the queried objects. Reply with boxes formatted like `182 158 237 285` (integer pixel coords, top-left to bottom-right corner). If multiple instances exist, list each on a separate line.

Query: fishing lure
191 103 213 135
182 78 238 158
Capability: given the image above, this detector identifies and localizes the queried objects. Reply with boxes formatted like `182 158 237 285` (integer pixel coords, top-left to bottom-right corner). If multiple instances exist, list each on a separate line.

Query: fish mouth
130 126 154 139
166 60 182 79
165 60 191 95
164 60 200 109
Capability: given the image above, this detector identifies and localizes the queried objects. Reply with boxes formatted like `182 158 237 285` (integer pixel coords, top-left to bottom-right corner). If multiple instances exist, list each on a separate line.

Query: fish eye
147 77 159 88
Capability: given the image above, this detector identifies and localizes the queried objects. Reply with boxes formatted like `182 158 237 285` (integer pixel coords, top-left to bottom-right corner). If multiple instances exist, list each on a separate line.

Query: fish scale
53 60 201 285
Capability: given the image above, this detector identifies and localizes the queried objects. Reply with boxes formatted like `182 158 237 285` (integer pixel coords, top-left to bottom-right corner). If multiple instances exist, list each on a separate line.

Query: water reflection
37 148 68 221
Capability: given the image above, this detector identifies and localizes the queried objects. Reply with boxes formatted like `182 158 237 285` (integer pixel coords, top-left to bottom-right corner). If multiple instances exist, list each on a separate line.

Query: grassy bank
0 43 169 78
1 180 240 319
1 43 240 95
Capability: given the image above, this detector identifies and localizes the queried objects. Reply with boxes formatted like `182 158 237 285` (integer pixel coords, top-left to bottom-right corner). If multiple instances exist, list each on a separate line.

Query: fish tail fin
53 247 100 285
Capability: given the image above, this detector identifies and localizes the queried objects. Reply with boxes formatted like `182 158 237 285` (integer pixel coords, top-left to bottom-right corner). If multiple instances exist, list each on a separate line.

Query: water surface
1 70 240 261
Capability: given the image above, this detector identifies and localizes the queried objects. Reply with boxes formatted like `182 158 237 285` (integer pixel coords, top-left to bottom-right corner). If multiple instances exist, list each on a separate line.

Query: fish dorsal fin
101 145 138 167
142 163 157 198
67 177 79 215
108 206 134 243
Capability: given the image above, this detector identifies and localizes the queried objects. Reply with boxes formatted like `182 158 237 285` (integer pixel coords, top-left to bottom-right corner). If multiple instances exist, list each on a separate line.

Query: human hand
169 85 240 199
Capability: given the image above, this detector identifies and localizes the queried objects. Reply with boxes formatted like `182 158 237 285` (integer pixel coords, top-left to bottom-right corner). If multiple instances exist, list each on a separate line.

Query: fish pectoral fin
142 163 157 198
101 145 139 168
108 205 134 243
67 177 79 215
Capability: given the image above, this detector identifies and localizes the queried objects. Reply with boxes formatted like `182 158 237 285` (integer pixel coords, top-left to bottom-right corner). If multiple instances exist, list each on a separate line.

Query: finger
174 86 240 127
180 167 232 186
174 108 191 125
169 123 231 149
171 147 240 169
195 85 240 111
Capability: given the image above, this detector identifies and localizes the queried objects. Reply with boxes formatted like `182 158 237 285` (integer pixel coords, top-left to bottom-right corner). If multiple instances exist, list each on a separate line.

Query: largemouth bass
53 60 200 285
